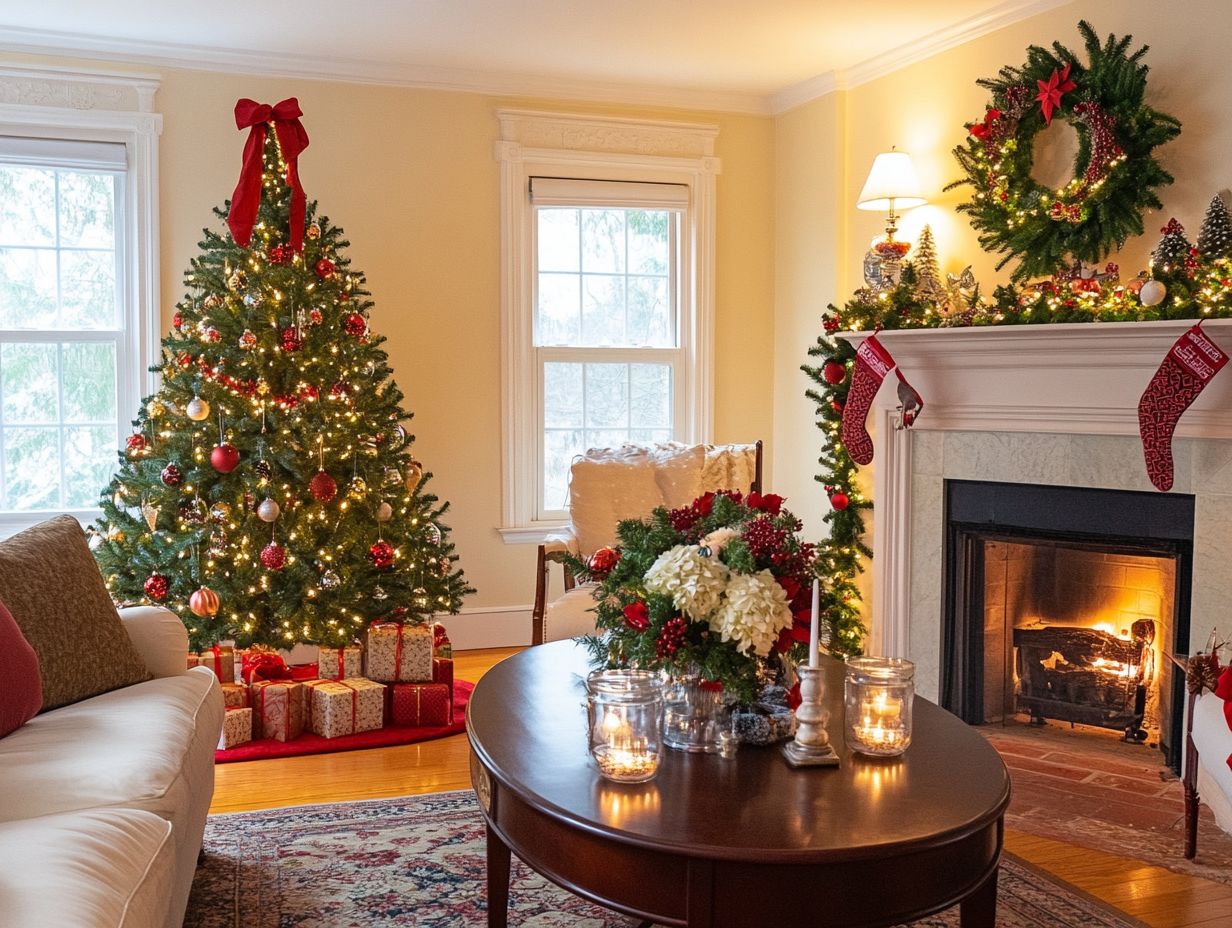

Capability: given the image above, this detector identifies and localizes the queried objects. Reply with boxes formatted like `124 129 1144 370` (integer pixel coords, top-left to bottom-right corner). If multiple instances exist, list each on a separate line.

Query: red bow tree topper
227 97 311 252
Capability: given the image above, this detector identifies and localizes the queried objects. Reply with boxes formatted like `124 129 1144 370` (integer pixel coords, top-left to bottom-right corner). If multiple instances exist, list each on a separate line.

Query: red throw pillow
0 597 42 737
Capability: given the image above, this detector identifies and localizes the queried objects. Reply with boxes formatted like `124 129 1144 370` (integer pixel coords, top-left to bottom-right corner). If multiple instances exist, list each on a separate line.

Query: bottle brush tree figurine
1197 194 1232 260
92 98 473 649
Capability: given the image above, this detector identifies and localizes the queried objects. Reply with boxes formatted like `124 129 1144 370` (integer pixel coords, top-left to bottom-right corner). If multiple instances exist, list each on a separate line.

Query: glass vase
587 670 663 783
844 657 914 757
662 668 728 754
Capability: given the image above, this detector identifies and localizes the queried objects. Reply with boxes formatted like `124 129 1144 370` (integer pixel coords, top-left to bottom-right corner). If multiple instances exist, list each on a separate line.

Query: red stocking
1138 323 1227 491
841 335 896 465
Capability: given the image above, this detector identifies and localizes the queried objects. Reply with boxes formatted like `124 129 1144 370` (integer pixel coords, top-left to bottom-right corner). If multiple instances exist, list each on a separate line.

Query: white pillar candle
809 578 820 669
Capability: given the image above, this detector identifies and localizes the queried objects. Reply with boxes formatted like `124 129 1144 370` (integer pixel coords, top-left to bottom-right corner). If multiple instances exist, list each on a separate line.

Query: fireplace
940 480 1193 770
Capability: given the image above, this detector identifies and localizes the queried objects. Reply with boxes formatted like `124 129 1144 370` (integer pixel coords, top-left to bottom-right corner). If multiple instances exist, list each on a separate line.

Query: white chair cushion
569 447 662 556
0 807 174 928
702 443 759 495
650 442 705 509
1192 692 1232 834
544 585 602 642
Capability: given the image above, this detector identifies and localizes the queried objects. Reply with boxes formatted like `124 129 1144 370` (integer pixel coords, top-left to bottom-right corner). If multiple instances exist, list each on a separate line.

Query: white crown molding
770 0 1077 114
0 62 160 113
0 24 772 116
497 108 719 159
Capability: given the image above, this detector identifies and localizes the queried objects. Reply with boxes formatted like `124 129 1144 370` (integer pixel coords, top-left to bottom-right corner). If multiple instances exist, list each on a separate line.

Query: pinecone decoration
1186 653 1220 695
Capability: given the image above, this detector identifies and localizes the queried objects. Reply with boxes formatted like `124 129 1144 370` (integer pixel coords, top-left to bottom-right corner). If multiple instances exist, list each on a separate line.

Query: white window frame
0 66 161 536
496 109 721 543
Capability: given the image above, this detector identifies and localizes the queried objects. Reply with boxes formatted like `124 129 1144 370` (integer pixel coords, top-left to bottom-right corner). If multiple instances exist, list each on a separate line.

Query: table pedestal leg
486 823 511 928
959 866 998 928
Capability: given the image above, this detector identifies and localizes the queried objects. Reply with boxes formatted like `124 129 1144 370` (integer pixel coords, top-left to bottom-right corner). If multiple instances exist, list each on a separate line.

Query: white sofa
1189 690 1232 835
0 606 224 927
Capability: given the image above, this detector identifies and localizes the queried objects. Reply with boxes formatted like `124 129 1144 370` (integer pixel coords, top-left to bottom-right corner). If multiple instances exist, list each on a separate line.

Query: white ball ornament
186 396 211 421
1140 279 1167 307
257 498 281 522
376 501 393 522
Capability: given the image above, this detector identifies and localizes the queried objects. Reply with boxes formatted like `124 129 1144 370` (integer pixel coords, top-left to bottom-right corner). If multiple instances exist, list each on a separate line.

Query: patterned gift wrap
187 653 201 670
220 682 249 709
304 678 385 739
197 645 235 683
217 707 253 750
432 657 454 692
388 682 452 727
433 622 453 659
249 680 305 742
317 646 363 681
365 623 433 683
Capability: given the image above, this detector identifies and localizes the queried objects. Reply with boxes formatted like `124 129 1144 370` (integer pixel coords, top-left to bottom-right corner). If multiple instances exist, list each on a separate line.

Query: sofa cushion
0 596 41 737
0 669 217 822
0 808 174 928
0 515 150 710
650 442 706 509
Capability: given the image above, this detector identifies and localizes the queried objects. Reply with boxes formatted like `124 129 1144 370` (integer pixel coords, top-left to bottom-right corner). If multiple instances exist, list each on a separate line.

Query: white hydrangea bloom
645 544 730 621
699 526 740 556
710 569 792 657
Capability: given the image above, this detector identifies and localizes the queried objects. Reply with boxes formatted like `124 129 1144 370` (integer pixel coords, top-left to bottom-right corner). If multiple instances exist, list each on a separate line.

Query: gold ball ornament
189 587 220 618
404 460 423 492
307 222 321 241
186 396 211 421
376 501 393 522
209 501 232 523
348 476 368 499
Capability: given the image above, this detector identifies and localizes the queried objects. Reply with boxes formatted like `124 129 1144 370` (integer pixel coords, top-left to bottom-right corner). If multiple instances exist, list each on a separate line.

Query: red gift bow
1036 63 1076 125
227 97 310 253
242 651 291 684
968 108 1002 140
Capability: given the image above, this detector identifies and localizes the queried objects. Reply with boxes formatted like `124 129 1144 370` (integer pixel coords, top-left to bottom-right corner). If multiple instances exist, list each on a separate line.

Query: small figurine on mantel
911 224 948 306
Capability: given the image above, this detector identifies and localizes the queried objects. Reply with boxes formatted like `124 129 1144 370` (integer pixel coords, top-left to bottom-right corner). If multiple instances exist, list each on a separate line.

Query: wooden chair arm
532 544 581 645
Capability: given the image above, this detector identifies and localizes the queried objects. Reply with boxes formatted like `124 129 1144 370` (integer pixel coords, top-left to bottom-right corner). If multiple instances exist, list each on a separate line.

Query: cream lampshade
856 149 926 242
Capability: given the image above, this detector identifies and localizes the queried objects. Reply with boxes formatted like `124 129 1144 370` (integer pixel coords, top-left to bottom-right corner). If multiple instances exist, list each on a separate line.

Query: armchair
532 441 763 645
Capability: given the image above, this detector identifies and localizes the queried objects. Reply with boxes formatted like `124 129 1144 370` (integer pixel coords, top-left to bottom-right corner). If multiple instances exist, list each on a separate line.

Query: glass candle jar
844 657 914 757
588 670 664 783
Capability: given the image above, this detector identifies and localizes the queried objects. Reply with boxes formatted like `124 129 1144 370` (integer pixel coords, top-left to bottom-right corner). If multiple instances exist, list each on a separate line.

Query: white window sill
497 523 568 545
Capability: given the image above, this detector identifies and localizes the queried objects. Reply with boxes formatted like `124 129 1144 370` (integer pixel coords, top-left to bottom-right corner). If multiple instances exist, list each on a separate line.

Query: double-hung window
0 70 160 533
497 110 720 540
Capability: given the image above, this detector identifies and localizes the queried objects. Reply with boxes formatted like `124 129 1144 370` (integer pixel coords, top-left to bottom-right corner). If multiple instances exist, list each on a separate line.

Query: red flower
747 491 784 515
694 492 716 517
968 107 1002 139
786 681 802 710
778 575 801 603
623 601 650 632
1036 62 1076 125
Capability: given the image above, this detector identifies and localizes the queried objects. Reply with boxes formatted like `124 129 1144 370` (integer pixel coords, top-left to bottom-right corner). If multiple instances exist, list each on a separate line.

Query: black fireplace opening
940 479 1194 773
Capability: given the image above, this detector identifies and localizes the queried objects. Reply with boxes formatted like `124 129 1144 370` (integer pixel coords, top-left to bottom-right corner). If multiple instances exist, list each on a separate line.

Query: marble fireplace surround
838 319 1232 703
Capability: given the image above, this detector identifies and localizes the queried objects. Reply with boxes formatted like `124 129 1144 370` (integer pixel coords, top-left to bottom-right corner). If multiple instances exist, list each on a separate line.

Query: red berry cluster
656 617 687 659
742 516 786 562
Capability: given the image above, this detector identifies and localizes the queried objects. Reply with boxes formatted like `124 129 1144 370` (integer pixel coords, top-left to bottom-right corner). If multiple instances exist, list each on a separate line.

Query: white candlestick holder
782 665 840 768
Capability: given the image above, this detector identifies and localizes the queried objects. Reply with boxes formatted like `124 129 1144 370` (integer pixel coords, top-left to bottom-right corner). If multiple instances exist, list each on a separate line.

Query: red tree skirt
216 680 473 764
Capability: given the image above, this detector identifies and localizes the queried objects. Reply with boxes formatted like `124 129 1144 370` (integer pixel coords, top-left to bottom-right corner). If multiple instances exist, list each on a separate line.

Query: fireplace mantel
833 318 1229 663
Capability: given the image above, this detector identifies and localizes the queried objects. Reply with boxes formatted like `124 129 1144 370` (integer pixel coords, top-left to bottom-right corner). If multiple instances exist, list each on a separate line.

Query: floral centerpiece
578 490 817 705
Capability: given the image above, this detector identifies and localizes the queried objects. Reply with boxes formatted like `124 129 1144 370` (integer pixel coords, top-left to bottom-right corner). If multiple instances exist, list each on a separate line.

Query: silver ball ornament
1140 279 1167 307
318 570 341 592
257 498 281 522
376 501 393 522
186 396 210 421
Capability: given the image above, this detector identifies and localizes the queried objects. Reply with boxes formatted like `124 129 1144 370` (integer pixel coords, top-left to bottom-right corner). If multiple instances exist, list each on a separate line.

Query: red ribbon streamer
372 621 406 680
210 645 224 680
227 97 311 252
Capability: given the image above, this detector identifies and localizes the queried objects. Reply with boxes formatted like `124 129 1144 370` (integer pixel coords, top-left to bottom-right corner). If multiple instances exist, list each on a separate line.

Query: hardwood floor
210 647 1232 928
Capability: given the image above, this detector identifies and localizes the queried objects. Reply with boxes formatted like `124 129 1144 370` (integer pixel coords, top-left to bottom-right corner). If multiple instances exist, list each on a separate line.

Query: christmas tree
92 100 473 650
912 224 947 305
1151 218 1192 274
1197 194 1232 260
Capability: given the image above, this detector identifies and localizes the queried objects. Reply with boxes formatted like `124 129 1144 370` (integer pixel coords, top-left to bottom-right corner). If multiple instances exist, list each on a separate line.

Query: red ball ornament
830 400 844 414
238 329 258 350
830 491 850 511
172 312 184 331
343 313 366 337
299 383 320 403
189 586 220 618
260 542 287 571
822 360 846 385
281 327 303 352
368 540 395 570
267 244 290 265
329 381 351 402
210 443 240 473
160 463 183 487
126 433 148 456
308 307 323 325
314 258 336 279
588 546 620 579
205 326 221 343
309 470 338 502
823 317 841 334
143 574 170 601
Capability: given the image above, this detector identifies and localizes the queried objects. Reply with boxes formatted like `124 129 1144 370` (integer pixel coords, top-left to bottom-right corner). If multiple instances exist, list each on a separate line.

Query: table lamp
856 148 926 245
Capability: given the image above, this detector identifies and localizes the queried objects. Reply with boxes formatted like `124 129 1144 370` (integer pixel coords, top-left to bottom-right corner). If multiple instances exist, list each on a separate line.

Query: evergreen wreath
948 21 1180 282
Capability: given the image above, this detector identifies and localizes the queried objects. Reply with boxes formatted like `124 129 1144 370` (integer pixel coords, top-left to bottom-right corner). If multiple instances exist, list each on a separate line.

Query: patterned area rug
188 791 1145 927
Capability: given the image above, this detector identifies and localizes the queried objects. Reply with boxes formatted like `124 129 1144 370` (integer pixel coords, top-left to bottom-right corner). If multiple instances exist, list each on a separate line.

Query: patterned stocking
1138 323 1227 491
841 334 896 465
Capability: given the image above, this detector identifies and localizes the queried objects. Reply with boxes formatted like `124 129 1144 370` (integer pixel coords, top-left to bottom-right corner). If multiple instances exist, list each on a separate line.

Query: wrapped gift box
187 653 201 670
304 678 385 739
366 623 432 683
433 623 452 659
196 645 235 683
249 680 305 742
432 657 453 693
220 682 249 709
388 682 452 727
217 707 253 750
318 646 363 681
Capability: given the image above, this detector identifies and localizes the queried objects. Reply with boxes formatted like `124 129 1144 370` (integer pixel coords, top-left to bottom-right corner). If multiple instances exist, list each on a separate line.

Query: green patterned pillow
0 516 150 710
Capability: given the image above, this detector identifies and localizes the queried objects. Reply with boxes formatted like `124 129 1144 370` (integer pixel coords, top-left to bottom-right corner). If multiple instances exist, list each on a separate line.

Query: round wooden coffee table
467 641 1010 927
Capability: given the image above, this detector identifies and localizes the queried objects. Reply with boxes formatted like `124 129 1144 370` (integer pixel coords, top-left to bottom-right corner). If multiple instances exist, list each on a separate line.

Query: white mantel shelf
837 318 1232 439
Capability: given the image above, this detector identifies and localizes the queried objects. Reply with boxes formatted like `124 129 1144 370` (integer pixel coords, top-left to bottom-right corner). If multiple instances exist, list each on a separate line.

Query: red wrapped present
366 622 432 683
196 645 235 683
388 682 452 727
304 678 385 738
288 663 319 682
432 657 453 693
220 682 249 709
318 646 363 681
249 680 305 742
433 622 452 659
242 650 291 684
217 707 253 750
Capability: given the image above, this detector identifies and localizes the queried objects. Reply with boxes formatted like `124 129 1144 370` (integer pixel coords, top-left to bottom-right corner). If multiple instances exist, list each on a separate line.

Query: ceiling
0 0 1068 113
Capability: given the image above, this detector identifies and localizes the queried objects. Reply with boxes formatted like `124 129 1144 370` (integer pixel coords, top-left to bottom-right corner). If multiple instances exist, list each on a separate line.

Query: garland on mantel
803 232 1232 654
